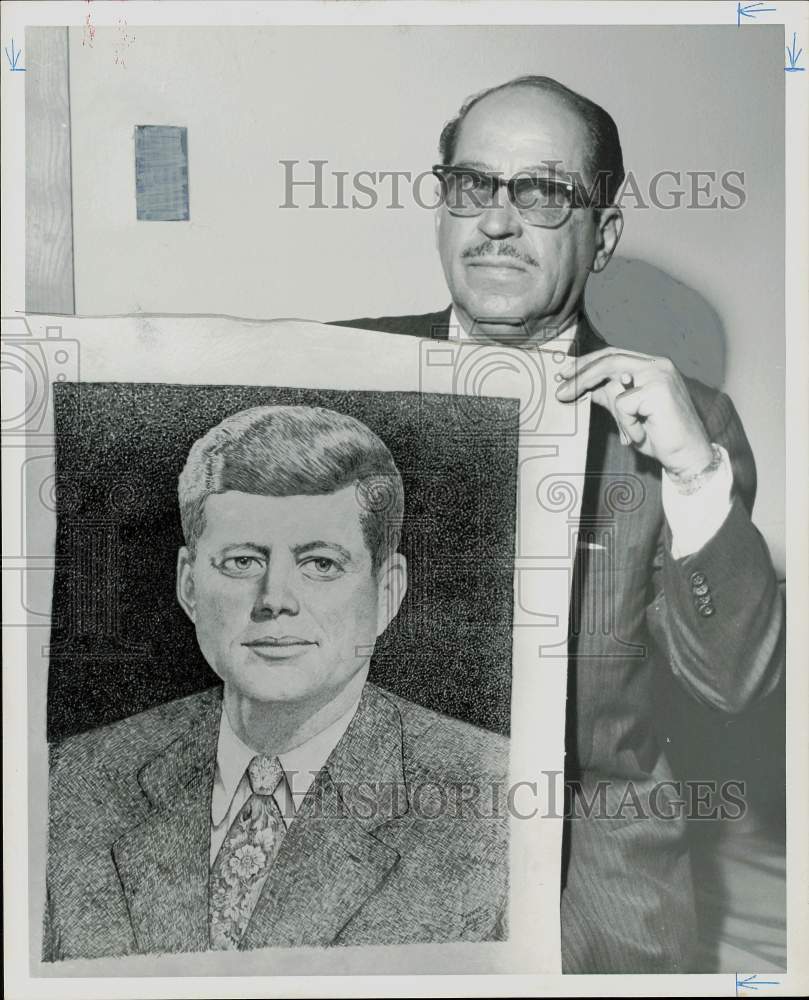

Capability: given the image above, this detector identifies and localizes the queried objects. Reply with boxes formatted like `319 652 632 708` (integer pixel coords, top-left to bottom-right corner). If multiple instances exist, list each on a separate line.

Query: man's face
176 486 405 713
436 86 621 342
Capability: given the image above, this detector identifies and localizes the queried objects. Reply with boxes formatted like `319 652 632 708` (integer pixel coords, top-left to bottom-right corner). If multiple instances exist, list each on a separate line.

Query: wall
66 25 785 570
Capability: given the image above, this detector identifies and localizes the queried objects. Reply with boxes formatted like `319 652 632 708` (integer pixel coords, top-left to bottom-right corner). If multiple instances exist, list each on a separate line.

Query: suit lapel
571 311 608 359
572 312 657 548
427 305 452 340
571 313 617 526
111 690 222 954
240 684 406 949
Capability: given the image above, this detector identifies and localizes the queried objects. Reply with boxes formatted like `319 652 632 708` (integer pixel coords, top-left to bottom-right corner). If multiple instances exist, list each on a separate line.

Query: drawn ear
376 552 408 637
176 547 197 623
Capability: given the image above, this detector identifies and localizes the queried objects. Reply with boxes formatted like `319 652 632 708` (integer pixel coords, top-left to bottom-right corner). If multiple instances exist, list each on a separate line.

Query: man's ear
375 552 408 637
434 202 443 250
591 206 623 273
176 547 197 624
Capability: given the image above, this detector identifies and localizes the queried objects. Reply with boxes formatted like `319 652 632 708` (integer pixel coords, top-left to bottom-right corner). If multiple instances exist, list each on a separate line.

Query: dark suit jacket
333 307 785 972
45 682 509 960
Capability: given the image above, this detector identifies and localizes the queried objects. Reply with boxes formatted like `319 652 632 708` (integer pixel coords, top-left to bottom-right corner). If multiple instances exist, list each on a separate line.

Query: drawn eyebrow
216 543 269 556
209 544 268 568
210 541 354 563
293 540 353 562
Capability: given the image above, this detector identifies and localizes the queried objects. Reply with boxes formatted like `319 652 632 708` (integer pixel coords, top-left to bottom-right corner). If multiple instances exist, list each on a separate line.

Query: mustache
461 241 540 268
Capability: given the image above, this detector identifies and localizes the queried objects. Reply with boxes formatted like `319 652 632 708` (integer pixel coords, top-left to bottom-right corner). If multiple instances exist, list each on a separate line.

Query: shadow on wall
585 256 726 390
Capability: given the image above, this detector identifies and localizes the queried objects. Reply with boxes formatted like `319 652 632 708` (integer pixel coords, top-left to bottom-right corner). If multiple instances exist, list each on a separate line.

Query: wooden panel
25 27 75 315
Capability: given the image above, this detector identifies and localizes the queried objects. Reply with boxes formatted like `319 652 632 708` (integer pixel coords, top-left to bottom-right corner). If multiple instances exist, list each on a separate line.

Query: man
44 404 508 960
335 76 784 972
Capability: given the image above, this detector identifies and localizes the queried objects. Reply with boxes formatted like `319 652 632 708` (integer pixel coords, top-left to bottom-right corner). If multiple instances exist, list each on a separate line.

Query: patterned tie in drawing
209 754 287 950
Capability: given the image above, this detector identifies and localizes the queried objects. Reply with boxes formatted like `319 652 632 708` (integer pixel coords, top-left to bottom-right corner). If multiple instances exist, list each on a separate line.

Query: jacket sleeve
645 390 784 713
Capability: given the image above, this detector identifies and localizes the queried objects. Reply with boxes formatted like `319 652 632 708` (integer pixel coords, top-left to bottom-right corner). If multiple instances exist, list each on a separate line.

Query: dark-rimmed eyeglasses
432 164 579 229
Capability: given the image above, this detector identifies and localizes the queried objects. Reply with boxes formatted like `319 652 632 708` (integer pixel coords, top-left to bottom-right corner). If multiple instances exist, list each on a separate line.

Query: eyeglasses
432 164 578 229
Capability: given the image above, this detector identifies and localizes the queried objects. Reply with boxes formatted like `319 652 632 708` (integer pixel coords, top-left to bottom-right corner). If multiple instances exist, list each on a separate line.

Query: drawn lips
243 637 316 648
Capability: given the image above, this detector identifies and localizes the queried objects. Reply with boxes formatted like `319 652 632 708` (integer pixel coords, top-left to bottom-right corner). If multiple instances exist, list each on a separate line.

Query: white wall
67 25 785 570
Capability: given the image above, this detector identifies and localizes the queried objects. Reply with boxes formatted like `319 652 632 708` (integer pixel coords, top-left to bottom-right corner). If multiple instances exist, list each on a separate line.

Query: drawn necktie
209 754 287 950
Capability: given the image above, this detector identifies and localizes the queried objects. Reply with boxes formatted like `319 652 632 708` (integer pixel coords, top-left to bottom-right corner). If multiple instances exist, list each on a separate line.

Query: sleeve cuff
662 444 733 559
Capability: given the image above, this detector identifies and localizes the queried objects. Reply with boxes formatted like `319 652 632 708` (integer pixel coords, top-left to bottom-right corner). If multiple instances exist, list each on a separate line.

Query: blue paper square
135 126 189 221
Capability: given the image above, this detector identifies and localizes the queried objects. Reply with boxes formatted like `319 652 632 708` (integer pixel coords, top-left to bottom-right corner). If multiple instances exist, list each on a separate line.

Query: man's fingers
559 347 652 374
615 388 647 445
556 354 655 401
590 381 645 447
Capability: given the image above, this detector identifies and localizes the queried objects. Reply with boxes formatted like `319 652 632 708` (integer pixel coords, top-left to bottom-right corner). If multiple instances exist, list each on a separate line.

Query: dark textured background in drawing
47 382 519 743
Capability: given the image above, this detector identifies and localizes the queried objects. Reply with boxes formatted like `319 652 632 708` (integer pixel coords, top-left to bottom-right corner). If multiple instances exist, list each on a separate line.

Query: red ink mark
82 0 95 48
82 12 96 48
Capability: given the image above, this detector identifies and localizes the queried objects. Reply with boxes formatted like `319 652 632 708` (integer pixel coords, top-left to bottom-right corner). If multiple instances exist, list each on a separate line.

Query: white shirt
447 308 732 558
210 697 361 865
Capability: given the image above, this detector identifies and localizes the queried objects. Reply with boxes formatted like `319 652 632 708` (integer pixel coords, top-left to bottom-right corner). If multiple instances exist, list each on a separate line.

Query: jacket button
699 604 715 617
690 571 706 586
692 582 709 596
695 594 712 608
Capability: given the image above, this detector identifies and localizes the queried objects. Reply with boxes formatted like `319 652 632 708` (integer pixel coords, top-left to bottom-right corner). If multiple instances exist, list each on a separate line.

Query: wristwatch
665 443 724 496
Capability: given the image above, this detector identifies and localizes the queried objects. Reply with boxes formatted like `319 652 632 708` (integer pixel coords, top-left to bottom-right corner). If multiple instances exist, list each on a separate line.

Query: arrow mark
4 37 25 71
786 33 805 72
736 972 781 992
737 2 777 27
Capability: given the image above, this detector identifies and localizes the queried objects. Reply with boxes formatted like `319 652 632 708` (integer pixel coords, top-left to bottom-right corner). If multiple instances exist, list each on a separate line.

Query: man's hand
555 347 714 478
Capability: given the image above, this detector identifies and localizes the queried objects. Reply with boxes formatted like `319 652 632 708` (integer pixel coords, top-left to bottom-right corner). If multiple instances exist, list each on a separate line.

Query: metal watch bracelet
664 443 724 496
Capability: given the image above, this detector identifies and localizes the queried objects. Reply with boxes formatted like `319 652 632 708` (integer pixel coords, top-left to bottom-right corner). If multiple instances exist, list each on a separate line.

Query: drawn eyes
302 557 343 581
216 555 265 578
230 555 263 573
216 554 345 581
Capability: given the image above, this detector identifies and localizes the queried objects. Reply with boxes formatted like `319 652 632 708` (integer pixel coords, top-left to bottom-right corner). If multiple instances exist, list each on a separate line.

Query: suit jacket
333 307 785 972
44 682 509 961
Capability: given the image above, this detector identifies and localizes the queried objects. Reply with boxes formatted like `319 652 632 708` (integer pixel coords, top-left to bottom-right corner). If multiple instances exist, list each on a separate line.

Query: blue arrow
4 38 25 71
786 33 805 72
737 2 777 27
736 973 781 990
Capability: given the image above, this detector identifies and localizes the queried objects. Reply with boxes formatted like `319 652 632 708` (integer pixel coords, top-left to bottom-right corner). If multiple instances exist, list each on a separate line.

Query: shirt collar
448 306 577 353
212 695 362 825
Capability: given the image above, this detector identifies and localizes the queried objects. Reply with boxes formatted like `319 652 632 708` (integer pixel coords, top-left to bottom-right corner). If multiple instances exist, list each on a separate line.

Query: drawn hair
178 405 404 573
438 75 625 207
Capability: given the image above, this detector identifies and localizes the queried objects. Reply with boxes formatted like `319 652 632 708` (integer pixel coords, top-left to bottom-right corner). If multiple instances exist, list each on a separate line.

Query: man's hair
178 405 404 573
438 75 625 207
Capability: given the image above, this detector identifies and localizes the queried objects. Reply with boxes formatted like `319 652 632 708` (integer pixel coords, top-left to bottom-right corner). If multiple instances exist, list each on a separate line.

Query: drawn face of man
435 86 621 342
176 486 406 712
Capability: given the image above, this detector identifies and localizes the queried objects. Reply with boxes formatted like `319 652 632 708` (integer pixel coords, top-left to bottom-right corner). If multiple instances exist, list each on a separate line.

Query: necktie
209 754 287 950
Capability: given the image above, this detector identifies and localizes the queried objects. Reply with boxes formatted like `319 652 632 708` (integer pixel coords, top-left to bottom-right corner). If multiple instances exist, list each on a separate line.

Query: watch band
665 443 724 496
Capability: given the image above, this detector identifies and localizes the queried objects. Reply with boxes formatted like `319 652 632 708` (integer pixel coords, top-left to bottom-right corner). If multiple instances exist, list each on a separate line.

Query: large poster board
13 315 589 977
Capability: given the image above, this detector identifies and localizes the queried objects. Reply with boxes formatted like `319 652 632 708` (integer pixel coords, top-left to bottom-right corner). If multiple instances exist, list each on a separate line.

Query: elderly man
336 75 784 972
44 404 508 960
